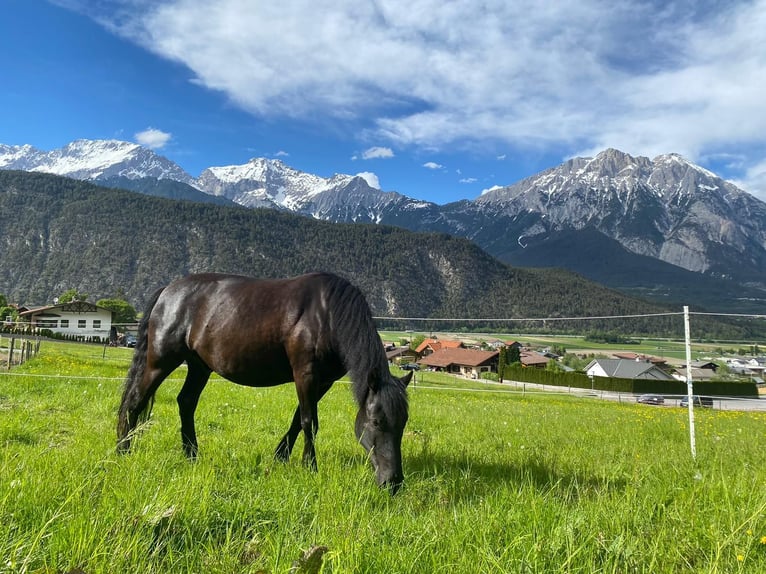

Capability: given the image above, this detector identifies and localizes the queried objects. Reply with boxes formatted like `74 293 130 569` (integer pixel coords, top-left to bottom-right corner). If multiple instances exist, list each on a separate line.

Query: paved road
502 380 766 412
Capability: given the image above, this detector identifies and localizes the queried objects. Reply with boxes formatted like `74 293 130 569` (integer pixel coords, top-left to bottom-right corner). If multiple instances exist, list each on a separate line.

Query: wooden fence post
7 337 14 371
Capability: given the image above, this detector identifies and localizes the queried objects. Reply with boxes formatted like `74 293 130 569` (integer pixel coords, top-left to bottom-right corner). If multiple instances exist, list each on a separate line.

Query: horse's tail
116 286 165 450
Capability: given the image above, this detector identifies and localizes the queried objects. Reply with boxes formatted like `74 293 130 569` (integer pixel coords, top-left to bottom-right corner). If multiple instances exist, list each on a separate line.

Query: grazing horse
116 272 412 492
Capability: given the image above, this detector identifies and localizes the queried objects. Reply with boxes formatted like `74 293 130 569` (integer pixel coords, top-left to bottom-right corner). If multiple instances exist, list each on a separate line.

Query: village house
385 345 419 366
19 300 113 341
418 347 498 379
671 360 719 382
585 358 675 381
519 349 551 369
414 338 464 357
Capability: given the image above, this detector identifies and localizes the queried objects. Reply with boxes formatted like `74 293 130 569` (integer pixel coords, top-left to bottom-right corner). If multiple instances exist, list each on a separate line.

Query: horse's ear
401 370 414 386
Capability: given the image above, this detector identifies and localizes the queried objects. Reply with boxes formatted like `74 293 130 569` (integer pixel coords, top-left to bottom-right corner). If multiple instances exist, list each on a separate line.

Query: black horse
117 272 412 492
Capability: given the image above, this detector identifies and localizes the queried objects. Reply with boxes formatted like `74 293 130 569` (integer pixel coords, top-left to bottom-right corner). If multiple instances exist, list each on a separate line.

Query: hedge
503 365 759 397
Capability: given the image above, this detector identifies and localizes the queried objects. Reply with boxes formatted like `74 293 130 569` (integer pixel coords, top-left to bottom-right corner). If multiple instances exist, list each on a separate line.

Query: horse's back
149 272 348 386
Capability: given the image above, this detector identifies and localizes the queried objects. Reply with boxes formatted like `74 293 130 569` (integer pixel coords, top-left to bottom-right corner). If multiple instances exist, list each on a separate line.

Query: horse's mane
321 273 408 416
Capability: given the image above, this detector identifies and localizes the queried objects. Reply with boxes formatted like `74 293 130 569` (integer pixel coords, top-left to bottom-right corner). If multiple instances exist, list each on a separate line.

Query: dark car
680 395 713 408
123 334 137 348
400 363 420 371
637 393 665 405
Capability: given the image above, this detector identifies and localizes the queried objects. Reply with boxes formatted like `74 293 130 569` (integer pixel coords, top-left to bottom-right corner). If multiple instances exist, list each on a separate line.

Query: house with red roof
414 338 464 357
418 347 498 379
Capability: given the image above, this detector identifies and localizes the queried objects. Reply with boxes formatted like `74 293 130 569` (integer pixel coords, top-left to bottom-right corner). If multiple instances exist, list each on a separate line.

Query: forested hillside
0 171 756 338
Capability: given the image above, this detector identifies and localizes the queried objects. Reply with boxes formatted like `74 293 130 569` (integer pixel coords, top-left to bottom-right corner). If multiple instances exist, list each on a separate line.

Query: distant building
519 350 551 369
418 348 498 379
19 300 113 340
585 358 675 381
415 338 464 357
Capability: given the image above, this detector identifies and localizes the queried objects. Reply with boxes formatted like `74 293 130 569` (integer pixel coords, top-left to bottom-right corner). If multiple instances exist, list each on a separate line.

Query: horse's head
355 370 412 494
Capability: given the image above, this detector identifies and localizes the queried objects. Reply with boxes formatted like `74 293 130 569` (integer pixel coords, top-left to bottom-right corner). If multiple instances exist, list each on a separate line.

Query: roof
419 348 498 368
612 352 666 365
19 300 107 316
520 350 550 367
689 361 719 370
587 358 675 380
386 347 416 360
414 338 463 354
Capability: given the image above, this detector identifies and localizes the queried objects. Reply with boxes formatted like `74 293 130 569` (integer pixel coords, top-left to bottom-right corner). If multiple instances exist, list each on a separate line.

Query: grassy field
2 341 766 573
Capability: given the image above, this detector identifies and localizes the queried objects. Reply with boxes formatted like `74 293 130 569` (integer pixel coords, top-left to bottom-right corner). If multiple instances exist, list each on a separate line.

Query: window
93 320 101 329
60 319 69 328
38 319 58 328
78 320 86 328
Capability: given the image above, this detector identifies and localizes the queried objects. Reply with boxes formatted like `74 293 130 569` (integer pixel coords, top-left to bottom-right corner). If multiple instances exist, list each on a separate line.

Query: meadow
1 340 766 573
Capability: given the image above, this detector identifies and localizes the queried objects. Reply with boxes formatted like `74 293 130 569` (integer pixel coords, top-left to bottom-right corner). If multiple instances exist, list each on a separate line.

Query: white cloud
481 185 504 195
731 158 766 201
273 150 289 157
75 0 766 187
134 127 171 149
423 161 443 170
361 146 394 160
356 171 380 188
459 177 477 184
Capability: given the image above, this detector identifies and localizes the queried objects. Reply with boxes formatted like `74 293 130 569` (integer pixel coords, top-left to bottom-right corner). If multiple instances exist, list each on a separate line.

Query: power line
374 311 683 323
374 310 766 323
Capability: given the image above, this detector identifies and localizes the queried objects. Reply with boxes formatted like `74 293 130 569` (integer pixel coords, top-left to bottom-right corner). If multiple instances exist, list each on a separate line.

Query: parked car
637 393 665 405
680 395 714 408
400 363 420 371
123 334 137 348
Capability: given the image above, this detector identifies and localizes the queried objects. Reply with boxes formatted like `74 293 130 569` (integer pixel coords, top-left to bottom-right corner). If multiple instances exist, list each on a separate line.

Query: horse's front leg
299 397 319 471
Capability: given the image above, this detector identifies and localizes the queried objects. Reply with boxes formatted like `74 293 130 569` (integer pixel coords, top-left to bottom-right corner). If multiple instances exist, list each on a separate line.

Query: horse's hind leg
117 363 178 453
177 360 211 458
275 406 302 462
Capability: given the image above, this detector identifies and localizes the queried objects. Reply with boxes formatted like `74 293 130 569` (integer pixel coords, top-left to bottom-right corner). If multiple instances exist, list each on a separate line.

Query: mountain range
2 139 765 312
9 169 746 339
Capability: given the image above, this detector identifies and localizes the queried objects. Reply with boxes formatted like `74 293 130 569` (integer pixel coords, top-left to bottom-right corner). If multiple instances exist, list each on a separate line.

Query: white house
19 301 113 340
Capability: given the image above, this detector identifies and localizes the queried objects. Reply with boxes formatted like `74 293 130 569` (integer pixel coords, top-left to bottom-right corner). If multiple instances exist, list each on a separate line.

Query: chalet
415 338 464 357
418 348 498 379
519 350 551 369
19 300 113 340
385 345 419 365
586 358 675 381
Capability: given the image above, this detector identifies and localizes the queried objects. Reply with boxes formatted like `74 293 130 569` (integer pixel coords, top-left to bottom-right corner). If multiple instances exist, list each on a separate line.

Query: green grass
2 341 766 572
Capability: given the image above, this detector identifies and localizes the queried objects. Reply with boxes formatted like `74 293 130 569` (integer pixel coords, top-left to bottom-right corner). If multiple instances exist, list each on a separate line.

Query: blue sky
2 0 766 203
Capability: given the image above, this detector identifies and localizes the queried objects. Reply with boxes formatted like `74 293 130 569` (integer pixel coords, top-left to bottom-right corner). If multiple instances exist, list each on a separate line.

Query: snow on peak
33 139 141 178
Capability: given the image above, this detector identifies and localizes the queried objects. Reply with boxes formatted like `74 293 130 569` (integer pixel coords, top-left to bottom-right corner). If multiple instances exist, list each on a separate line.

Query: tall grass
1 341 765 572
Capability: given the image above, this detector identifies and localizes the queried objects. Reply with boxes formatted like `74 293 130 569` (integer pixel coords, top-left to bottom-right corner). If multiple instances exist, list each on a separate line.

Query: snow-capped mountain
195 157 425 222
3 139 766 296
0 139 195 184
471 148 766 280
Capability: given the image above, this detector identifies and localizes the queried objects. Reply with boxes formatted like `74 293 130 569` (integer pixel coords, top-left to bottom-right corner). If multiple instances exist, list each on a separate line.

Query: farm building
19 300 113 340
